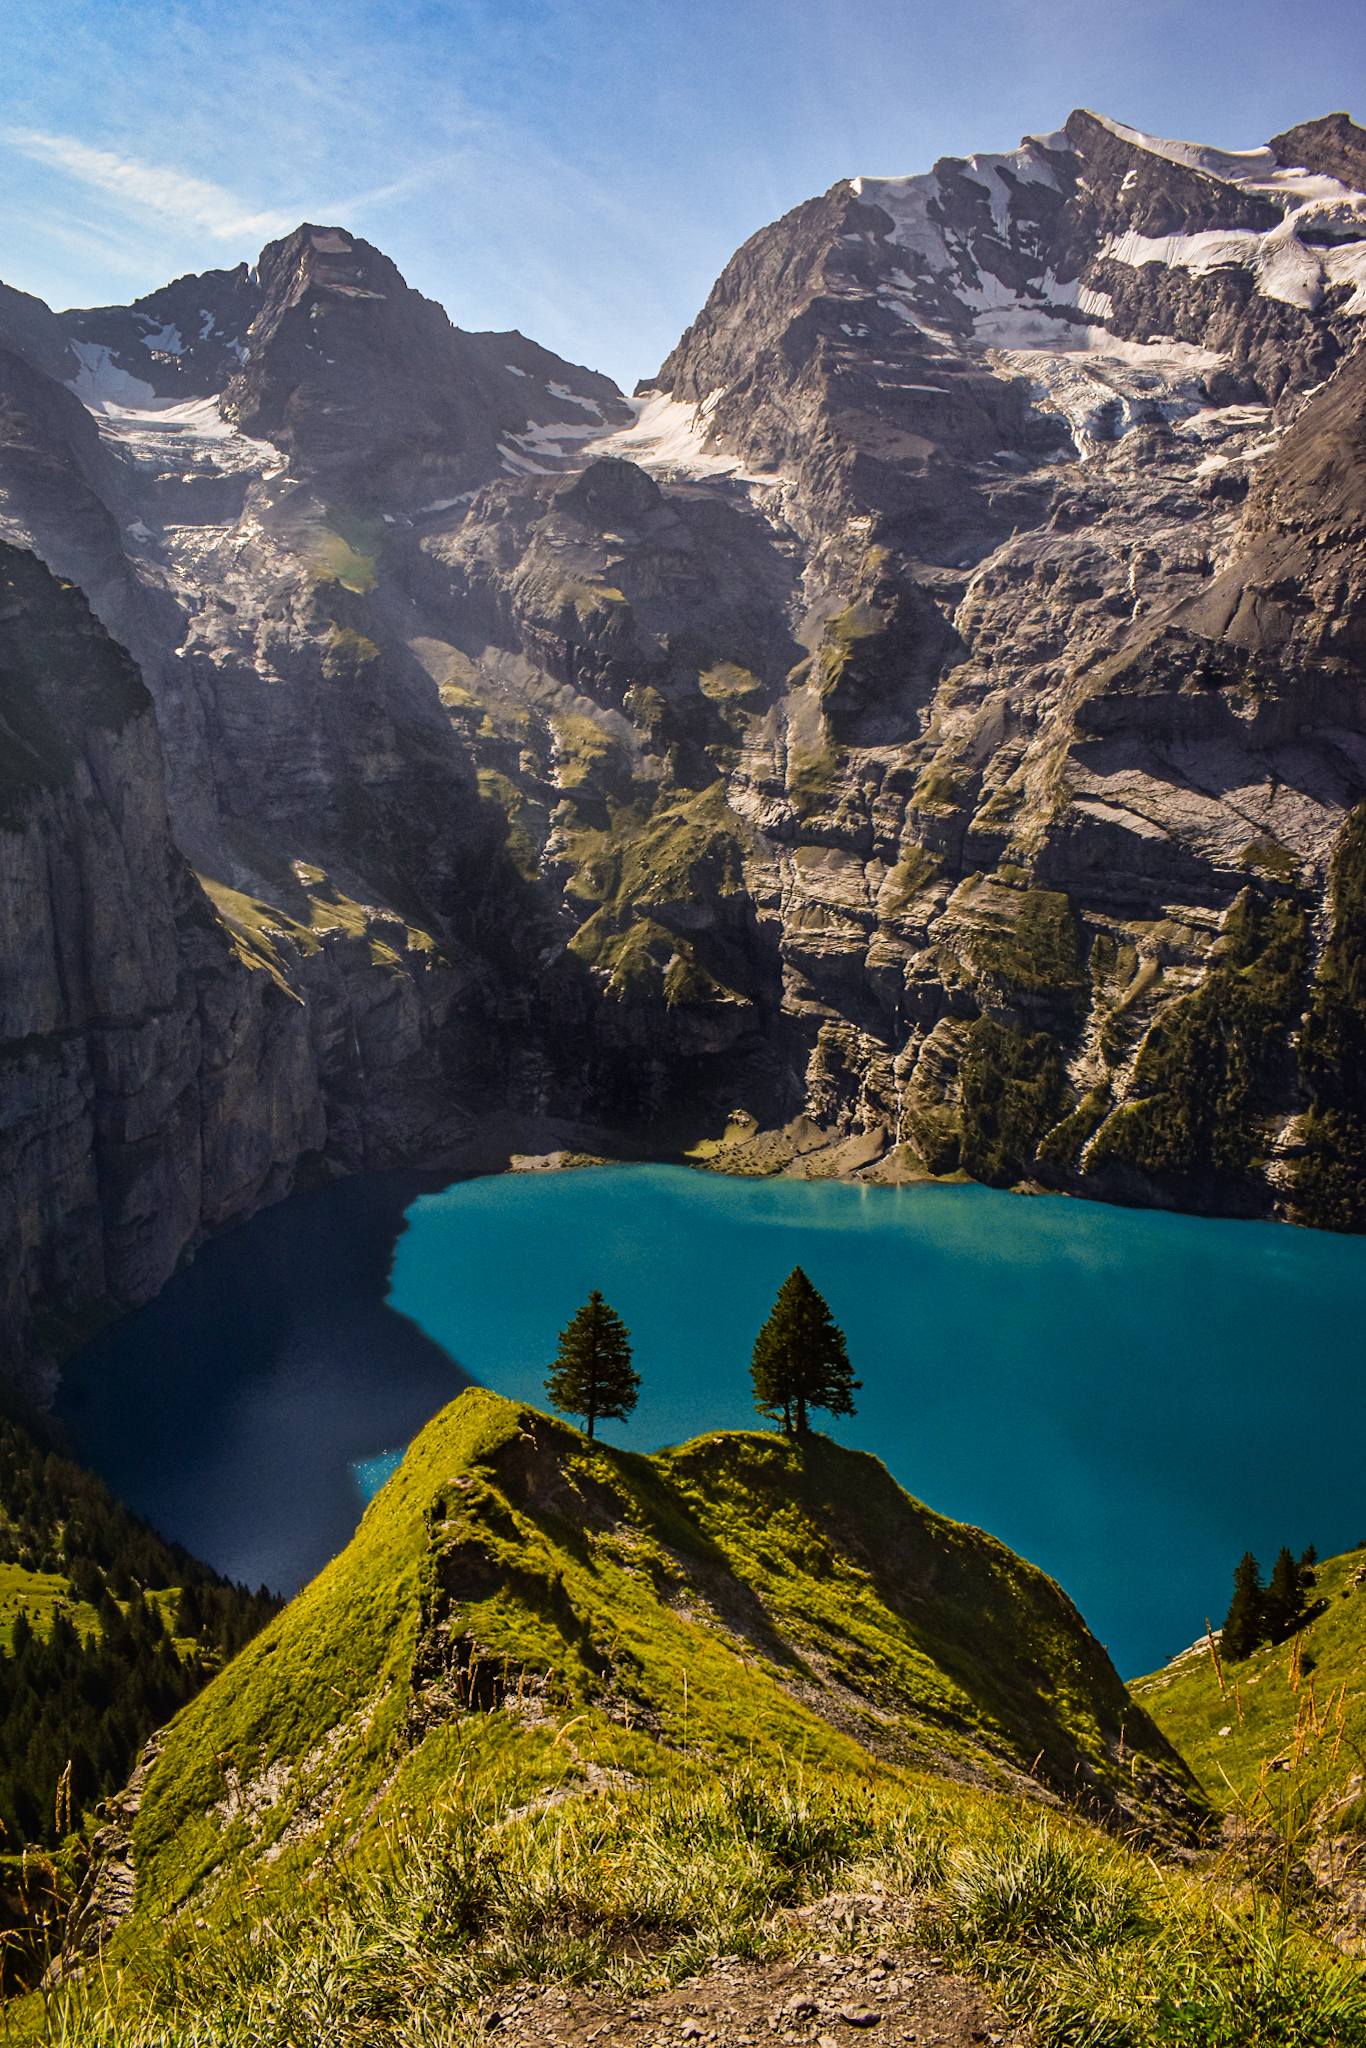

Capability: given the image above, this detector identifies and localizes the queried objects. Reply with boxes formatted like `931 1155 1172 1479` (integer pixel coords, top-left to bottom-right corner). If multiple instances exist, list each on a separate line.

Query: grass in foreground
20 1768 1366 2048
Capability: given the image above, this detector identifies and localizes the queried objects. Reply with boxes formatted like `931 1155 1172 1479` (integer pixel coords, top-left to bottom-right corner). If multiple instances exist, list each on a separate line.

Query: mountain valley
4 109 1366 1389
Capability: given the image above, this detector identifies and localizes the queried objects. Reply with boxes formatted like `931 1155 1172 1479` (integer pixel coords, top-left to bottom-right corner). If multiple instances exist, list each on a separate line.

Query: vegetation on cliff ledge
1291 803 1366 1231
1088 890 1306 1184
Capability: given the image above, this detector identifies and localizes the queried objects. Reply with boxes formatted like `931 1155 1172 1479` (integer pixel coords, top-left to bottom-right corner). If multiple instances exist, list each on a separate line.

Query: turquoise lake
389 1165 1366 1676
56 1163 1366 1678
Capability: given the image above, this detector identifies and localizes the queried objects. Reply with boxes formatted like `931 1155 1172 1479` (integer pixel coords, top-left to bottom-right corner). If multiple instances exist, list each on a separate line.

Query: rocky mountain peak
1062 110 1283 239
1270 111 1366 190
60 262 261 403
0 280 79 386
219 223 633 509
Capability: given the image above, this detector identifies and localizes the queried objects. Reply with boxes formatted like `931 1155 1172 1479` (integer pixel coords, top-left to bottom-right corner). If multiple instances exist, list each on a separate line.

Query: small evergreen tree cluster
542 1270 859 1441
1221 1542 1318 1660
0 1590 202 1848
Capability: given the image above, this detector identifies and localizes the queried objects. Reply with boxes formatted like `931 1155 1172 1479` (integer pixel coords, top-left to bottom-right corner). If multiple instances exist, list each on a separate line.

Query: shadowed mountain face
3 110 1366 1380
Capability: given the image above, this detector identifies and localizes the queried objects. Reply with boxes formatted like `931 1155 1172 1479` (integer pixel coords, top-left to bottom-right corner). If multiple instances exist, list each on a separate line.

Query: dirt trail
483 1909 1028 2048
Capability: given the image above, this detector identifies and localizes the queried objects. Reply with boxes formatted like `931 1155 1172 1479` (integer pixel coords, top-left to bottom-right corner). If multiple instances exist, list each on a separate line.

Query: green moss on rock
1089 892 1307 1183
1290 804 1366 1230
971 887 1084 998
959 1018 1068 1187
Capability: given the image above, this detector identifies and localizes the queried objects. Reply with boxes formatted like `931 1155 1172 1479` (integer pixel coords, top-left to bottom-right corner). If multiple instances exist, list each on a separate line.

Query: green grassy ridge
118 1391 1202 1960
38 1400 1366 2048
1131 1544 1366 1820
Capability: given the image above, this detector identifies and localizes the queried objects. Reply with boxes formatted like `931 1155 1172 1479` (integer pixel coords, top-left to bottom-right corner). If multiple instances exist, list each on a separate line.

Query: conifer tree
1264 1545 1305 1643
544 1291 639 1439
750 1267 861 1436
1221 1550 1266 1661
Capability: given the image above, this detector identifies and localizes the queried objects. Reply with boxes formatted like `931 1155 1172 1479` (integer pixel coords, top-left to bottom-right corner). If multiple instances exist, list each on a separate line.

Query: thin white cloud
2 128 294 241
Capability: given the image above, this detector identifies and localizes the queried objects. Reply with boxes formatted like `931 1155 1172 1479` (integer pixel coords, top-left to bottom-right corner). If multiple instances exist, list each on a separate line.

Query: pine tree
174 1584 203 1639
1222 1550 1266 1661
750 1267 861 1436
544 1292 639 1440
1264 1545 1305 1643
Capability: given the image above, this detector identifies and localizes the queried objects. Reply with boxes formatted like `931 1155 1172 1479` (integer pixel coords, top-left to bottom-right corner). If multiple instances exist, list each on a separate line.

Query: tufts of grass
33 1772 1366 2047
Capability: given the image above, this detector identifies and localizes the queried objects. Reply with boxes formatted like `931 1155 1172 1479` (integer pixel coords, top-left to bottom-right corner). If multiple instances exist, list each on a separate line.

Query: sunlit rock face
4 110 1366 1377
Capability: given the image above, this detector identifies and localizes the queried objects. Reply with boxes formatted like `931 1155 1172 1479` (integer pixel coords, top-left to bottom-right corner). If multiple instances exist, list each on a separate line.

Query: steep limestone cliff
0 544 323 1389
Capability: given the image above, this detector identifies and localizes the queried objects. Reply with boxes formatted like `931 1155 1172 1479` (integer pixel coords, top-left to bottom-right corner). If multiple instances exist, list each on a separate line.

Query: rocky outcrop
62 263 262 402
220 224 632 509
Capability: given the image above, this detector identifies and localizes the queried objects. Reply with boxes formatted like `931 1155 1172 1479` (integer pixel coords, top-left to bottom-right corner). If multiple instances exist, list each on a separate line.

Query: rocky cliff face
3 109 1366 1382
0 544 319 1390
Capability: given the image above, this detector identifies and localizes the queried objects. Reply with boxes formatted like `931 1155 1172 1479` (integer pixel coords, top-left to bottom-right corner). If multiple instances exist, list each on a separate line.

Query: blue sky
3 0 1363 389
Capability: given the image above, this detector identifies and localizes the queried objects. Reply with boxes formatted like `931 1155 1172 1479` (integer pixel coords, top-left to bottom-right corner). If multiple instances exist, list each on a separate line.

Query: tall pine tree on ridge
544 1291 639 1440
750 1267 860 1437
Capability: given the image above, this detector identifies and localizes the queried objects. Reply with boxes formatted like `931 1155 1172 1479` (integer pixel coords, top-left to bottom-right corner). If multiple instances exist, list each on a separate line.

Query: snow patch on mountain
545 382 602 416
1085 112 1366 207
583 391 791 484
67 341 157 410
989 331 1226 458
140 324 184 355
500 415 606 471
1085 113 1282 183
852 146 1083 345
80 391 284 480
1103 203 1366 314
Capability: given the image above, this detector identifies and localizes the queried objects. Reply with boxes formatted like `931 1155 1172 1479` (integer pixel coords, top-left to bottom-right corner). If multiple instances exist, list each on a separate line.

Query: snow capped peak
1023 129 1075 155
1079 110 1366 209
1081 111 1281 183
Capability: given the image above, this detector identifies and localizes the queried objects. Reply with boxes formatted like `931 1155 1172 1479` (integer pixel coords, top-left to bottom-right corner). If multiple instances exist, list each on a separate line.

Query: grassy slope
0 1567 189 1655
1131 1545 1366 1822
121 1391 1200 1955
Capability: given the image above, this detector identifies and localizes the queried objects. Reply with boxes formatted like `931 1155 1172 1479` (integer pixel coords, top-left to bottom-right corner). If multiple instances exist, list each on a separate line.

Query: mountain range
3 107 1366 1389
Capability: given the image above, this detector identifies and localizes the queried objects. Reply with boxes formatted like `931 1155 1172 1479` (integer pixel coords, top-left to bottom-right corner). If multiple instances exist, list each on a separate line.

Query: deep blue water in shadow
55 1163 1366 1677
55 1172 471 1595
389 1166 1366 1675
